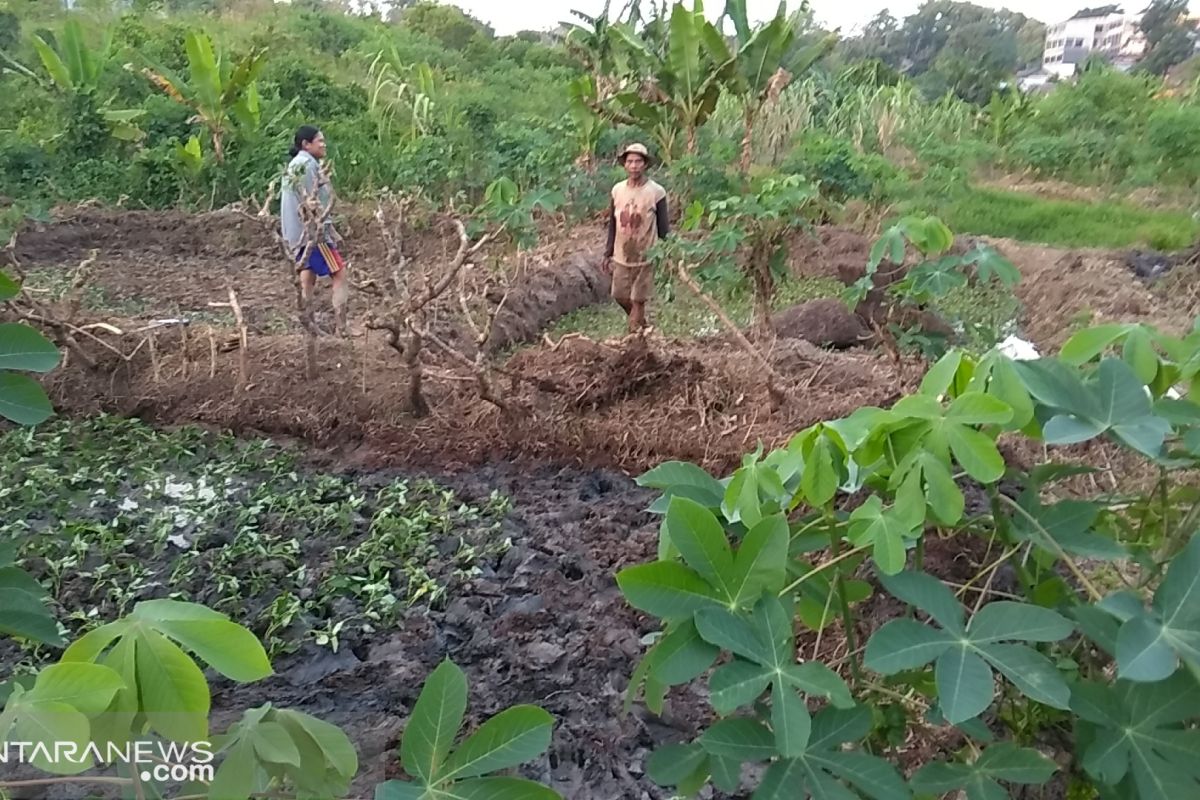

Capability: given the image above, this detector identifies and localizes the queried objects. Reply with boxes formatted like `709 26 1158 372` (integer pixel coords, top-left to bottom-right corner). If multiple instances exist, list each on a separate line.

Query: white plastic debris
166 533 192 550
996 335 1040 361
163 478 217 503
117 497 139 512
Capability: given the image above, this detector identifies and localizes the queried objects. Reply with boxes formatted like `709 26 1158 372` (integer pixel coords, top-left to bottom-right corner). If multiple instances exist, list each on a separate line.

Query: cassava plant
0 271 61 426
844 214 1020 356
659 174 825 341
617 236 1200 798
375 659 561 800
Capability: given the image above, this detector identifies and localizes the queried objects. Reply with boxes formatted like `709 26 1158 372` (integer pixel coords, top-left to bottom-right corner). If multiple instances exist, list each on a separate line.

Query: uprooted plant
367 180 564 417
616 308 1200 798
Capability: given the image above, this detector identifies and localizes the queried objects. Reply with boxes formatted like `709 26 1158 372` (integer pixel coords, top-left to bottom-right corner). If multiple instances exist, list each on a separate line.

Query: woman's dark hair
289 125 320 158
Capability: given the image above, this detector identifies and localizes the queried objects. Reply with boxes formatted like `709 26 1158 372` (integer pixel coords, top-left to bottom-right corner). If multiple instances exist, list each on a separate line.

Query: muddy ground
4 207 1191 798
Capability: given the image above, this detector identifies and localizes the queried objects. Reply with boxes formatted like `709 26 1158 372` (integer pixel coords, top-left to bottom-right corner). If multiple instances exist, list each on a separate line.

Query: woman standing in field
280 125 349 335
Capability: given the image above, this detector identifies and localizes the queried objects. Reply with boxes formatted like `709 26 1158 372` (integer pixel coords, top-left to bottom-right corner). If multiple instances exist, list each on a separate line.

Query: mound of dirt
772 297 866 347
787 227 873 282
994 238 1195 350
485 253 610 354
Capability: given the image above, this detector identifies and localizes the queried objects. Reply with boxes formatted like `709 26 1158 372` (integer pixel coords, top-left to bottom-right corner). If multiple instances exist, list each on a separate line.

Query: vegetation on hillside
0 0 1195 253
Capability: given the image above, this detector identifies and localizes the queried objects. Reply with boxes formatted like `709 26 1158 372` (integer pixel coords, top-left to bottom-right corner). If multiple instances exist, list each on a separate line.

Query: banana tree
142 31 267 163
567 75 609 171
608 0 732 159
29 20 144 141
721 0 835 174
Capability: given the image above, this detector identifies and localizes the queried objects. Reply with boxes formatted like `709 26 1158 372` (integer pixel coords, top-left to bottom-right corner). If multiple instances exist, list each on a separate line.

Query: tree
1139 0 1195 76
395 1 493 50
721 0 835 174
923 17 1017 103
141 30 267 162
605 0 732 158
1140 26 1195 75
28 19 145 145
1141 0 1190 48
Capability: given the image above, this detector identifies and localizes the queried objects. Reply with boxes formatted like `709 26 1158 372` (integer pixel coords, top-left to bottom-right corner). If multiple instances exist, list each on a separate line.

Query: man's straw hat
617 143 654 165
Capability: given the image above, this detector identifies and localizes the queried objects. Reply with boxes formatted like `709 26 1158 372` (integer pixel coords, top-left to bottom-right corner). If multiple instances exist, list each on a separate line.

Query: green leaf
935 646 994 725
402 658 467 782
920 351 965 398
783 663 854 708
26 662 124 715
650 619 719 685
8 699 92 774
1104 533 1200 681
136 601 272 682
771 682 811 758
31 34 73 91
967 602 1074 644
275 708 357 779
974 742 1058 783
616 561 721 621
646 742 707 787
1114 615 1177 682
879 571 965 634
1072 673 1200 799
665 497 733 600
710 753 741 792
848 497 913 575
945 393 1012 426
1060 324 1129 365
801 436 839 507
910 761 973 793
0 271 19 301
135 628 209 740
968 245 1020 287
251 720 301 766
0 373 54 426
0 566 48 598
447 777 562 800
945 424 1005 484
701 718 776 761
0 586 63 645
208 739 259 800
723 466 763 528
695 606 767 663
0 323 60 372
710 659 772 715
977 643 1071 710
864 620 953 673
911 744 1055 800
1124 328 1160 384
374 781 427 800
728 514 789 605
441 705 554 780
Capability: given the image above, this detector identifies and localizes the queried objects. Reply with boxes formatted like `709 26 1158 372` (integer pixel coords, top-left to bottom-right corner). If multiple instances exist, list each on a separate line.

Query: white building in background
1043 6 1147 78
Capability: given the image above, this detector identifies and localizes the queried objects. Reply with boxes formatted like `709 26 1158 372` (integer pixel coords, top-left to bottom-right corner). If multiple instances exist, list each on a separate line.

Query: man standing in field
603 143 669 333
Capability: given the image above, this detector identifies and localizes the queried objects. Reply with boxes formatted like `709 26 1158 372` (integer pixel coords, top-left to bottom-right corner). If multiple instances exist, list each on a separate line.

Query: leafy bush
783 133 900 202
619 318 1200 799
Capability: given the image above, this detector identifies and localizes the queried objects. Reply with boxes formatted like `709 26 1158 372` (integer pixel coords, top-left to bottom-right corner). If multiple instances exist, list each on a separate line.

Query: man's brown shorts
611 261 653 303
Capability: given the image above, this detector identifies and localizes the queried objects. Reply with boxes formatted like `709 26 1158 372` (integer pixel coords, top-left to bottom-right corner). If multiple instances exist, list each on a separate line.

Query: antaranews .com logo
1 740 215 783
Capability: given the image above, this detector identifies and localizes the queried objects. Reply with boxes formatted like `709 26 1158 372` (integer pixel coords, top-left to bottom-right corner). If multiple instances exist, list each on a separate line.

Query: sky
447 0 1197 37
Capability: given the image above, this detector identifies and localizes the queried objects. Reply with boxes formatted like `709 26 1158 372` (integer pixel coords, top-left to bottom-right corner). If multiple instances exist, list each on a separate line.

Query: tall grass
902 183 1200 250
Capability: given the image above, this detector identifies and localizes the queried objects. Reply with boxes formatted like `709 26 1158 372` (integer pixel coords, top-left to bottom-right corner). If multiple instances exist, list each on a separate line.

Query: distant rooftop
1070 5 1124 18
